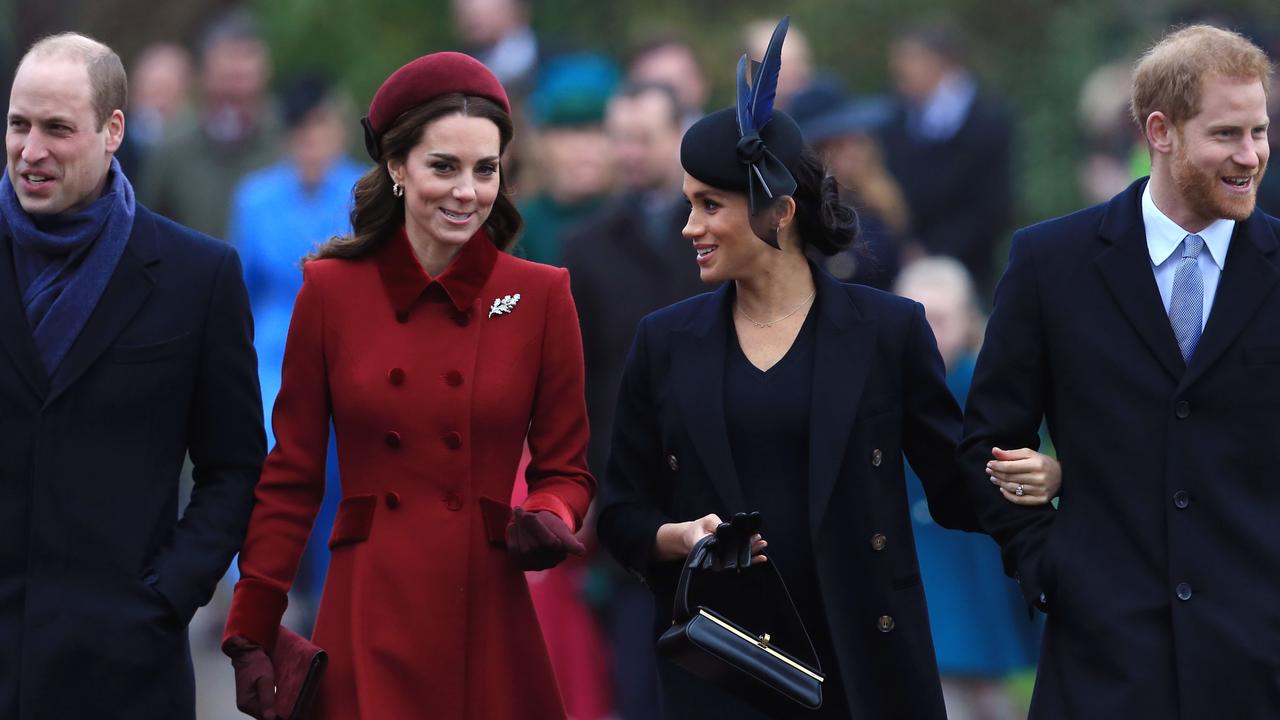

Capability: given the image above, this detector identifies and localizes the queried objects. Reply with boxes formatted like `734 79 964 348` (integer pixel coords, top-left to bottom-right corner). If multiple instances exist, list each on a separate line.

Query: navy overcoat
597 267 979 718
961 178 1280 718
0 205 265 719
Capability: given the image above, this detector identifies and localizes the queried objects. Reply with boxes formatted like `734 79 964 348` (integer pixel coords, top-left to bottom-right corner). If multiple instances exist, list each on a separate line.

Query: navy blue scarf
1 156 136 374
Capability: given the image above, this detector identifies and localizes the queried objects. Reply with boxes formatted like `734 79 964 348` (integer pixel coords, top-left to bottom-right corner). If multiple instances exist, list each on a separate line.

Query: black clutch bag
657 533 825 711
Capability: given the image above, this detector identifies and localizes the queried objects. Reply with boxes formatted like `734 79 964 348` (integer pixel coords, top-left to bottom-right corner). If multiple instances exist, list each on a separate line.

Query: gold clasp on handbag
757 633 771 649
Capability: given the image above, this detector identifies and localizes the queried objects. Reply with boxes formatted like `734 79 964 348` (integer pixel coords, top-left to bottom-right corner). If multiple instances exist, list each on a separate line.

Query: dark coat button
1176 582 1193 601
453 311 470 327
877 615 895 632
388 368 406 386
395 310 410 324
385 492 401 510
1175 400 1190 419
445 494 464 511
443 431 463 450
445 370 463 387
667 454 679 472
870 533 887 551
385 431 401 448
871 449 883 467
1173 490 1190 509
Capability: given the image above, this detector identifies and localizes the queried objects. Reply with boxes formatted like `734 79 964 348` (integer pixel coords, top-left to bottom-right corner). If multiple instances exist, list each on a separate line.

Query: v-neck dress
723 307 850 718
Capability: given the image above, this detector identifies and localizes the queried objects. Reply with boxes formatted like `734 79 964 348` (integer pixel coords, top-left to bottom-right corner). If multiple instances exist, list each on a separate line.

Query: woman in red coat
221 53 594 719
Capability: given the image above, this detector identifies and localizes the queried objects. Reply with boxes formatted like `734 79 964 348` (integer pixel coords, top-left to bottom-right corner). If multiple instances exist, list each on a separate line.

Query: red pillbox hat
361 52 510 161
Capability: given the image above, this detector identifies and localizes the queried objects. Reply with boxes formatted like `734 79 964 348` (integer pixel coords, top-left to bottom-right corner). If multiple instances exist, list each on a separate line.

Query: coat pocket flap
478 495 512 548
111 332 193 363
328 494 377 549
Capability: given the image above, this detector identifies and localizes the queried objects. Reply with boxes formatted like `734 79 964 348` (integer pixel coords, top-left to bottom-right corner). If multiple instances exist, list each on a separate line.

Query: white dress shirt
1141 181 1233 331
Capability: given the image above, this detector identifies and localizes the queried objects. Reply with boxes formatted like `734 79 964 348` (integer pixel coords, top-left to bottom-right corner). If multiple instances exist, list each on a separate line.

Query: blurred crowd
25 2 1278 718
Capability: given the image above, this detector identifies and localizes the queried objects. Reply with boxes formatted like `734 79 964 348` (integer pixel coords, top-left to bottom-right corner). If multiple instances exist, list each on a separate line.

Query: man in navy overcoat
0 34 264 719
961 26 1280 718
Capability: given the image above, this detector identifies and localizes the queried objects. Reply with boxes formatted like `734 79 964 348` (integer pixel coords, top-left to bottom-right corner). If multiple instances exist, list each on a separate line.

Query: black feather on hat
679 16 803 248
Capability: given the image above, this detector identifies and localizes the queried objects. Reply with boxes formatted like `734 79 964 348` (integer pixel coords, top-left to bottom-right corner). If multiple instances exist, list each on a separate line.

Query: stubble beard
1171 143 1266 222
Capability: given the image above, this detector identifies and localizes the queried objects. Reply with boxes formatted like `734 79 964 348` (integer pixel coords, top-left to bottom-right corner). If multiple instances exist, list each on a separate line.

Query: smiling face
1161 75 1270 228
681 173 771 283
389 112 501 261
7 56 123 215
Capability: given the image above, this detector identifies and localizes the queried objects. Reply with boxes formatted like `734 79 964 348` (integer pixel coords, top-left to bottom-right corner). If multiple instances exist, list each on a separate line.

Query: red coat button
443 431 462 450
385 492 401 510
395 310 410 324
445 494 464 511
385 431 401 448
388 368 406 386
445 370 463 387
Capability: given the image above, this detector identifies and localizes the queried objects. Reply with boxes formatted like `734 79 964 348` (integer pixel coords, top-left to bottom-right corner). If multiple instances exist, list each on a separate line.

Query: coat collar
805 265 874 540
0 208 161 402
1096 177 1280 386
0 230 49 396
375 226 498 315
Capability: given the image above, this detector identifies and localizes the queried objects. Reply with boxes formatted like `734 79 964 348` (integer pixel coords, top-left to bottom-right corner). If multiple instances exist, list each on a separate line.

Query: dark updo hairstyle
309 93 522 260
788 144 861 256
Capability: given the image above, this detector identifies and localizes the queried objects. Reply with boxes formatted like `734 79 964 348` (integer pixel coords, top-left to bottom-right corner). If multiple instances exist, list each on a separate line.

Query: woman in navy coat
595 18 1057 719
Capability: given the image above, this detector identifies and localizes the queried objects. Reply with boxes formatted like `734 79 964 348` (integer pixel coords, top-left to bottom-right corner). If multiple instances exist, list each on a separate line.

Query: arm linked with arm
958 229 1057 610
901 301 980 532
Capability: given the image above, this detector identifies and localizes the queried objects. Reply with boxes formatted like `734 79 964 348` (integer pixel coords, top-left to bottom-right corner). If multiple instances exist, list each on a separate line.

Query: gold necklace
735 289 816 328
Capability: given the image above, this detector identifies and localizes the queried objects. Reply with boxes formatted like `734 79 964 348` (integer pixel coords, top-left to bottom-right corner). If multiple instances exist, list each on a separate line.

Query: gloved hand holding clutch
506 507 587 571
224 636 278 720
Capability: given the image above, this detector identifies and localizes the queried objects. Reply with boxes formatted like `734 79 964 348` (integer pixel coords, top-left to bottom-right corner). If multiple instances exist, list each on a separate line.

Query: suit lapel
0 232 50 397
670 284 748 514
807 269 874 541
1094 180 1186 382
1180 211 1280 391
46 211 159 404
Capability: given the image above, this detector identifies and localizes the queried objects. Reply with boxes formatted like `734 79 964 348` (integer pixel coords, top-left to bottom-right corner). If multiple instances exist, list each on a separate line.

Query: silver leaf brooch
488 293 521 318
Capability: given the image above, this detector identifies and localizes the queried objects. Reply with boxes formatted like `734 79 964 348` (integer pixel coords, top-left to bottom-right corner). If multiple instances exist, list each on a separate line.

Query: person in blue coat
0 34 263 719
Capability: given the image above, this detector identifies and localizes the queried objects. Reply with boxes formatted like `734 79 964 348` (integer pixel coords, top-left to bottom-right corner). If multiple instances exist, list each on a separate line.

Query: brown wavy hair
309 93 522 260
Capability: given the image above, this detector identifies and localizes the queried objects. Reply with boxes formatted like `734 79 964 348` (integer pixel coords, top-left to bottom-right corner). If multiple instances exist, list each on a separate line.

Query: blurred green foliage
253 0 1278 226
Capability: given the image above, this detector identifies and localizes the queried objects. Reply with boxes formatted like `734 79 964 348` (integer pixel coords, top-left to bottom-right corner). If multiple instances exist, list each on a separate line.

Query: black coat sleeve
595 316 675 583
901 302 980 532
959 229 1056 610
148 247 265 622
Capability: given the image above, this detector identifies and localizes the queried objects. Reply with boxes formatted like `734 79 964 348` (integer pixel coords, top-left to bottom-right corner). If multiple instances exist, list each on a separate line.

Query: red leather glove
505 507 586 571
224 636 278 720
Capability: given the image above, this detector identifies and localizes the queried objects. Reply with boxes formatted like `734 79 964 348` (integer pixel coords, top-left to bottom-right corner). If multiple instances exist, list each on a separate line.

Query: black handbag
657 534 825 711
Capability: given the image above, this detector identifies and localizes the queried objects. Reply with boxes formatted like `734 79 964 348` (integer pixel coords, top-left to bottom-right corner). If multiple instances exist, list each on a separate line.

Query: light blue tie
1169 233 1205 361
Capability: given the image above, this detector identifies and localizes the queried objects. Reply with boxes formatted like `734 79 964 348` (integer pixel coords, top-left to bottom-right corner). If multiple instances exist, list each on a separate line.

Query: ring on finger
1015 484 1025 497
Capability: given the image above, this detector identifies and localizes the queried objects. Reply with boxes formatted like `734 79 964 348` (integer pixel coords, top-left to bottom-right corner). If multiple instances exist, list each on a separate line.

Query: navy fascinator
679 16 803 248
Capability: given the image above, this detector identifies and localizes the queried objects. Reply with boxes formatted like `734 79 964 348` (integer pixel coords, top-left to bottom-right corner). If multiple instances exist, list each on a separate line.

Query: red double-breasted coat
224 229 594 719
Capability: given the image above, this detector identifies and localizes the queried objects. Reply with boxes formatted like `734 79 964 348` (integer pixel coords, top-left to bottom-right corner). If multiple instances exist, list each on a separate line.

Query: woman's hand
223 636 278 720
987 447 1061 506
653 513 767 563
505 507 587 571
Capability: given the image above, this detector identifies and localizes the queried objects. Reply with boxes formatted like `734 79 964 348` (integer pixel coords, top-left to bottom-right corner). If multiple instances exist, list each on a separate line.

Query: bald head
22 33 126 130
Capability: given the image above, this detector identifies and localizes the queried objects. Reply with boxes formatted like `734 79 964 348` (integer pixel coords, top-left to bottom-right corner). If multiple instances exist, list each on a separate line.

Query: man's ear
1145 111 1176 157
105 109 125 153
